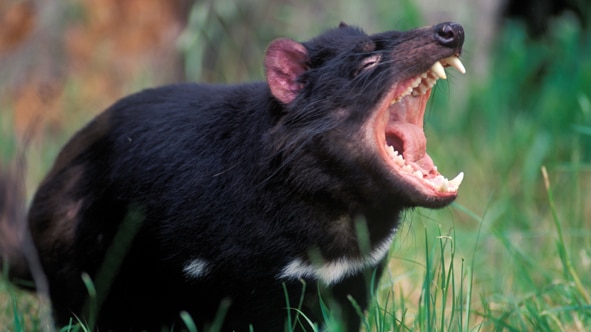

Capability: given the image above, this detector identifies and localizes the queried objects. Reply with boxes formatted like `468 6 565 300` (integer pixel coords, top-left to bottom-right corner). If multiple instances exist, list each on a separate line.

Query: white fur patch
277 234 394 285
183 259 210 279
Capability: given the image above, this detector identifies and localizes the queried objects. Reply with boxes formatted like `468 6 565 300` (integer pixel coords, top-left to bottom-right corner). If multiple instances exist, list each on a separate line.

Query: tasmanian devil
17 22 466 331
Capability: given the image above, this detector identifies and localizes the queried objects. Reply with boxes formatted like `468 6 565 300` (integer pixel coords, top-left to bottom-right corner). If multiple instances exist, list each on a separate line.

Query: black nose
433 22 464 50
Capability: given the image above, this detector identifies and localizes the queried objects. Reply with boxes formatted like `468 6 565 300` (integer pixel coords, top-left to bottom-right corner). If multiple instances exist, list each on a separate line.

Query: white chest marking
277 234 394 285
183 259 210 279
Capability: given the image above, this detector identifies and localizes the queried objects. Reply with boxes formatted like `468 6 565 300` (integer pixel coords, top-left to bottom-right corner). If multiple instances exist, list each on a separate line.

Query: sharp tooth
431 61 447 80
413 170 423 178
402 165 413 173
418 84 428 95
444 56 466 74
438 180 449 192
388 145 396 156
427 78 436 88
448 171 464 189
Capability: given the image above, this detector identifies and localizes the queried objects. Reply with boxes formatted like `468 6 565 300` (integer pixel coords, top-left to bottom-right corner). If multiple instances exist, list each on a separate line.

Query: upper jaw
389 55 466 104
369 55 466 205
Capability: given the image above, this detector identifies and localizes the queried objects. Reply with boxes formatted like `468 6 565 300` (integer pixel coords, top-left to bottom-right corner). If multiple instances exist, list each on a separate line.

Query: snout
433 22 464 53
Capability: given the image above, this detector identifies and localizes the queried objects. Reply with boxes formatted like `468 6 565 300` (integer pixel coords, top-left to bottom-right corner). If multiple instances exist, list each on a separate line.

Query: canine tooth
445 56 466 74
448 171 464 189
431 61 447 80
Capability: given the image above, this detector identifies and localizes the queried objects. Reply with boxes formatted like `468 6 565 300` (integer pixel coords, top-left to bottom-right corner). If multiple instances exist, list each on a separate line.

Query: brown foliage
0 1 36 54
1 0 190 138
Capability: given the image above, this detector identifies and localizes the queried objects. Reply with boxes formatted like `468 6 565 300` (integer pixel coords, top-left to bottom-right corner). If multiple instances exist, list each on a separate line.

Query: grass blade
541 166 591 305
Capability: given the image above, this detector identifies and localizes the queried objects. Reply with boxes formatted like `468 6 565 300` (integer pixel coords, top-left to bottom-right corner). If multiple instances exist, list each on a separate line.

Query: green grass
1 174 589 332
2 2 591 331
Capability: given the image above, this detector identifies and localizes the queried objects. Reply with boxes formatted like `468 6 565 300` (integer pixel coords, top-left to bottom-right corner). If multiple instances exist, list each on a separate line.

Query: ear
264 38 308 104
339 22 349 28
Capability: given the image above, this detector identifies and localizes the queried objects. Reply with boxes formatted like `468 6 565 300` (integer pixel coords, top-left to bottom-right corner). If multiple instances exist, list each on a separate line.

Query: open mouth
373 56 466 200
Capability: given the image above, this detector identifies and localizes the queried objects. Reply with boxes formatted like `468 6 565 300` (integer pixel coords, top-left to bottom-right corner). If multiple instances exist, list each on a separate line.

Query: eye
360 54 381 70
355 54 381 77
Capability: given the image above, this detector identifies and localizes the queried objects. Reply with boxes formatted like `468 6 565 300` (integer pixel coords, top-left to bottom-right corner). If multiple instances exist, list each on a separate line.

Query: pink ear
264 38 308 104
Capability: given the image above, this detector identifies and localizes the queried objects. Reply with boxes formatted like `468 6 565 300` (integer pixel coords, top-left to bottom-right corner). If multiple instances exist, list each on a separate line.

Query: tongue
386 122 438 174
385 89 437 173
386 123 426 162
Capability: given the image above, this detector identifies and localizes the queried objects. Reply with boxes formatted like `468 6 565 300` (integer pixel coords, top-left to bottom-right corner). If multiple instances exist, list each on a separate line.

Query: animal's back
27 82 292 329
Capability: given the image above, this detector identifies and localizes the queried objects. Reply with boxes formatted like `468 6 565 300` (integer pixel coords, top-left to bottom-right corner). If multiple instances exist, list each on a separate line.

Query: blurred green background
1 0 590 330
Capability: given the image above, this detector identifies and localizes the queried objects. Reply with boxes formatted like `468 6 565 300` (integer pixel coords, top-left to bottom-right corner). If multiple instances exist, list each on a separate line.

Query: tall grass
1 2 590 331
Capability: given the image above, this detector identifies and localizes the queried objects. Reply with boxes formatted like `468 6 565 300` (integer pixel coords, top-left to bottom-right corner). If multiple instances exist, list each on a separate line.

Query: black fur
20 23 465 331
